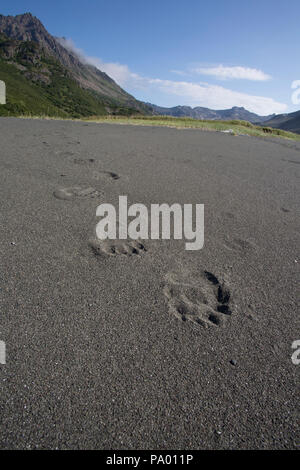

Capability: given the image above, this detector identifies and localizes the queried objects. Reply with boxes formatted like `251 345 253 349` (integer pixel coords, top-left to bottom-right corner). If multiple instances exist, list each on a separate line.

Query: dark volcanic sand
0 117 299 449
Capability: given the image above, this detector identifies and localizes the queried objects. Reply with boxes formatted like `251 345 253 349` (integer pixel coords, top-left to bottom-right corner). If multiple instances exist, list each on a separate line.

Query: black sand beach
0 117 299 449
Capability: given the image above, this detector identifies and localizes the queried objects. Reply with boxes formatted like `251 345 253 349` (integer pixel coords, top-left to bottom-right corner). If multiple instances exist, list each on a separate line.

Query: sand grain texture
0 117 299 449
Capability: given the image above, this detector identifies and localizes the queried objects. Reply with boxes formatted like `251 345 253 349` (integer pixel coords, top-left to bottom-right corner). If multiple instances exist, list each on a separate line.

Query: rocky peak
0 13 48 43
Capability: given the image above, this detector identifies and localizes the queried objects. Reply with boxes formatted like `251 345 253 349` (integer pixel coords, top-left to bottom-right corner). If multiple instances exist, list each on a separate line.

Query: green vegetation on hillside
0 58 142 118
0 34 143 118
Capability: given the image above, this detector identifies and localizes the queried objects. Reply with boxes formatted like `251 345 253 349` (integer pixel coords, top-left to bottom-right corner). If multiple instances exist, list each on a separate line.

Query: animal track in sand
164 269 232 328
53 186 101 200
282 158 300 165
55 150 75 157
223 237 255 254
224 212 235 219
73 158 95 165
92 170 121 181
88 238 147 257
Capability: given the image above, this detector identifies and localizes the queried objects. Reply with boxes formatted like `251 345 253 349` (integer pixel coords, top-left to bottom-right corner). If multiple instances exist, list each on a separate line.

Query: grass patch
5 114 300 142
82 115 300 141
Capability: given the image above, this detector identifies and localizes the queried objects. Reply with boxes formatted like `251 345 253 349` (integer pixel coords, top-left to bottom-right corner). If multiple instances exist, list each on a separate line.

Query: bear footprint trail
164 269 232 328
89 239 147 257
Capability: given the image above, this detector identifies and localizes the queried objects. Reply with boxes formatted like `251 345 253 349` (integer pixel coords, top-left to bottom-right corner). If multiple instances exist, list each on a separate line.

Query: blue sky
2 0 300 114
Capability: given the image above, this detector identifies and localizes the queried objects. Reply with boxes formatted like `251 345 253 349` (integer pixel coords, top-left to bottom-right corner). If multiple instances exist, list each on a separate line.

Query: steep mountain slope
261 110 300 134
0 13 150 117
148 103 275 124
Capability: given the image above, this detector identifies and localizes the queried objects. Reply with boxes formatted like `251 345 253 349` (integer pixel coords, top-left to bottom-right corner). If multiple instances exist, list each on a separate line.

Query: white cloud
57 37 84 60
170 69 189 77
57 38 286 115
193 65 272 81
142 79 286 114
57 37 139 87
85 57 135 86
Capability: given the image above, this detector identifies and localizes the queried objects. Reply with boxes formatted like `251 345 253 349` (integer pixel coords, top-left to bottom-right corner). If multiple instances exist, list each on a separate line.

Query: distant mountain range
261 110 300 134
0 13 150 117
148 103 275 124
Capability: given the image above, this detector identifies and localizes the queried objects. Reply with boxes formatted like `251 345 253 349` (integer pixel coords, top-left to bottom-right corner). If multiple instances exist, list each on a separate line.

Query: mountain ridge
261 110 300 134
147 103 275 124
